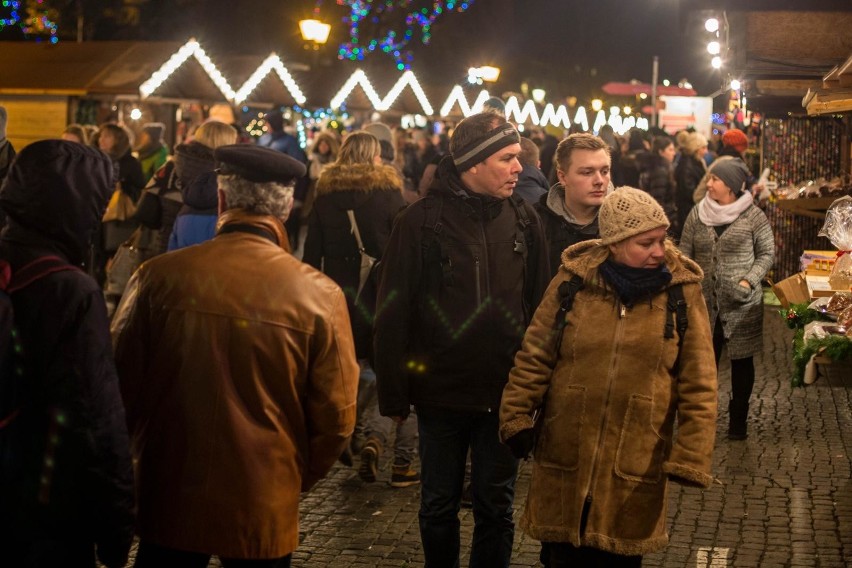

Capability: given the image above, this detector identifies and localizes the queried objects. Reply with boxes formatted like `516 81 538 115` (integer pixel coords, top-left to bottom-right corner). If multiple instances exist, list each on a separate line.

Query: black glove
504 428 535 460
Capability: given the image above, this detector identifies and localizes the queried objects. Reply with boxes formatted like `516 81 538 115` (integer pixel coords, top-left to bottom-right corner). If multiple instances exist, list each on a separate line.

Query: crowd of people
0 100 774 568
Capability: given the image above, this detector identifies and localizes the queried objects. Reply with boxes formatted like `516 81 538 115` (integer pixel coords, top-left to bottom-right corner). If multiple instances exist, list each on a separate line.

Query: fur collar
315 162 403 195
560 239 703 287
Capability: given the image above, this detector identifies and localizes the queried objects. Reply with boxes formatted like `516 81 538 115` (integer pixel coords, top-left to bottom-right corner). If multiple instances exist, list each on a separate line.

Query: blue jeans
417 407 518 568
359 361 418 464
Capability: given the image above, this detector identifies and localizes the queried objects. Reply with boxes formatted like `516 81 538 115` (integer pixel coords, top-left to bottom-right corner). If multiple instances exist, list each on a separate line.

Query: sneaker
358 439 381 482
390 464 420 488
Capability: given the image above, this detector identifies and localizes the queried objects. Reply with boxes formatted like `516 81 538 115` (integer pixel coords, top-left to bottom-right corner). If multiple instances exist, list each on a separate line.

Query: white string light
504 96 540 125
330 69 383 110
377 70 434 115
592 110 607 133
140 39 236 101
573 106 589 132
540 104 572 129
234 54 307 105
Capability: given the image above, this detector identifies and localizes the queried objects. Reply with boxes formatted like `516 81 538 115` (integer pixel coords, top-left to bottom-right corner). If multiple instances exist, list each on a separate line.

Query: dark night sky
176 0 721 105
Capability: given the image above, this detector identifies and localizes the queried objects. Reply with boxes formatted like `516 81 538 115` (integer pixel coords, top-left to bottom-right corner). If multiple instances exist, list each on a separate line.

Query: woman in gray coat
680 158 774 440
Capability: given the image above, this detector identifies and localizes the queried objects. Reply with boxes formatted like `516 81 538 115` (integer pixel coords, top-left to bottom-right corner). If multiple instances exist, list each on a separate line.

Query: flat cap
214 144 306 183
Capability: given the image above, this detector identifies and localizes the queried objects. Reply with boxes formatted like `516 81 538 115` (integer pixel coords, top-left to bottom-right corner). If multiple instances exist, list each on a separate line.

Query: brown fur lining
315 163 403 195
520 517 670 556
499 415 535 442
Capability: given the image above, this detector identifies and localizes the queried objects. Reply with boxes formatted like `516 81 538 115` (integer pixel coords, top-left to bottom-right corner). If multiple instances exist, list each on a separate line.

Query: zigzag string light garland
336 0 476 71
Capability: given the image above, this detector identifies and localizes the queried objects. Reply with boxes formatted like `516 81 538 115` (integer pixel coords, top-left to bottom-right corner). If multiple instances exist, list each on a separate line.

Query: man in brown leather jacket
112 145 359 567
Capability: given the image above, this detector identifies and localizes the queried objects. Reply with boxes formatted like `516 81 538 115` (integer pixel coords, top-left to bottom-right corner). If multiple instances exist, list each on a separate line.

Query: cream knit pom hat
599 187 670 245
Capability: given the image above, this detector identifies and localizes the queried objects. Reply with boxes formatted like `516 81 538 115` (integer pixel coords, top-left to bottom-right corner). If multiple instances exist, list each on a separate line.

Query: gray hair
218 174 295 224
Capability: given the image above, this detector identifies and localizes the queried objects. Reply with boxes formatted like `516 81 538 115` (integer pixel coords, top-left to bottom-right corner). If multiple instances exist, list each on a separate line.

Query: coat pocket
536 385 585 471
720 277 755 306
615 394 666 484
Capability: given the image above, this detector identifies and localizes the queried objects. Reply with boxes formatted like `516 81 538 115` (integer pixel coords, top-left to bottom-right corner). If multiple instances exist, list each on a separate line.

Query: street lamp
479 66 501 83
531 88 546 104
591 99 603 112
299 19 331 49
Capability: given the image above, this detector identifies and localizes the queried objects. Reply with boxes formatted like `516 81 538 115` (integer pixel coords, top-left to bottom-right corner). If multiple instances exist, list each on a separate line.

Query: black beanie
711 158 751 196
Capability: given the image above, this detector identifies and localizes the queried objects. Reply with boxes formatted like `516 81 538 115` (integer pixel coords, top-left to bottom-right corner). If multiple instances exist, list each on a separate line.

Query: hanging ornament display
335 0 476 70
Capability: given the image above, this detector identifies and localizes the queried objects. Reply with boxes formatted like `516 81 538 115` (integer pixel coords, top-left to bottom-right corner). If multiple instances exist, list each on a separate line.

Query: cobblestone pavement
126 307 852 567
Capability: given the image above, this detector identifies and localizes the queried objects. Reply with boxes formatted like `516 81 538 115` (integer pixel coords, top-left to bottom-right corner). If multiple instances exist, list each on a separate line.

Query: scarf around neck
697 192 752 226
598 257 673 307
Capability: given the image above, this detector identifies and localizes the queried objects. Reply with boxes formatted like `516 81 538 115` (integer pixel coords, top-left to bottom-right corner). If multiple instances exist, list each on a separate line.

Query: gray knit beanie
599 187 670 245
709 157 750 196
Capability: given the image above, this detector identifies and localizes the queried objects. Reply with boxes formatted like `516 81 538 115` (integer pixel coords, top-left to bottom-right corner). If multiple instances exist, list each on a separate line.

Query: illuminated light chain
573 106 589 132
540 104 571 129
504 96 540 125
330 69 383 110
296 118 307 149
337 0 476 70
592 110 607 133
329 68 434 115
439 88 490 117
377 70 434 114
234 54 307 105
140 39 235 101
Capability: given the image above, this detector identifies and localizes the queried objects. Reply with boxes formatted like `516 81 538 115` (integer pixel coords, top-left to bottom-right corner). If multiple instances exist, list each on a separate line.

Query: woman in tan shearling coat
500 187 717 567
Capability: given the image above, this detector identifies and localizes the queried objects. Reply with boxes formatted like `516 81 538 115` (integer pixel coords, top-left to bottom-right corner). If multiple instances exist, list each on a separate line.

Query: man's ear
218 188 227 216
469 165 478 174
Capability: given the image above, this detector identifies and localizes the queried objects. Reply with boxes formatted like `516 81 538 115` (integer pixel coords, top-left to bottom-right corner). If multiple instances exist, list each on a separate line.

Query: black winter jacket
303 162 405 358
0 140 134 566
374 157 550 416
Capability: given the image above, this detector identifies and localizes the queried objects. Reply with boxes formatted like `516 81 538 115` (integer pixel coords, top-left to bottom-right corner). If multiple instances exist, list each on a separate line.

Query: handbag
346 210 379 359
346 210 378 301
102 182 136 223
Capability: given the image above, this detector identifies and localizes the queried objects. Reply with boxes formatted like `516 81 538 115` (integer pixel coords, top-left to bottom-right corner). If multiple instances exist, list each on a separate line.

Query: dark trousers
541 541 642 567
0 538 96 568
135 542 291 568
416 407 519 568
712 318 756 403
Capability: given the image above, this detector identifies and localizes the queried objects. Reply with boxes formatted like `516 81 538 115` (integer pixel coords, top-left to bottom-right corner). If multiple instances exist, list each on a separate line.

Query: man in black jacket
374 111 550 568
534 133 611 278
0 140 134 567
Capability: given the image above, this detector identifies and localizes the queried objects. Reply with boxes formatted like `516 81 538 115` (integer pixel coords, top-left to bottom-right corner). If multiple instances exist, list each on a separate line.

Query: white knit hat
599 187 670 245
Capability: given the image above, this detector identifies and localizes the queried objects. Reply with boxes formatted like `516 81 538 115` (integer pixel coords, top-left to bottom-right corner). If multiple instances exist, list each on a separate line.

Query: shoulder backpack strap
664 284 688 348
553 274 584 335
508 196 531 262
421 196 452 287
8 256 79 293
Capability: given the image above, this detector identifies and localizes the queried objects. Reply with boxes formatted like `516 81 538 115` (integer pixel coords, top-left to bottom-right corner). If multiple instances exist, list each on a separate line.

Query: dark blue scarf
598 257 672 307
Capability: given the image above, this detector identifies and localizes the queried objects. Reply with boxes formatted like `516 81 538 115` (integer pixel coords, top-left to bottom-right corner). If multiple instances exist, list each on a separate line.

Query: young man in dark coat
534 133 611 278
374 111 550 568
0 140 135 568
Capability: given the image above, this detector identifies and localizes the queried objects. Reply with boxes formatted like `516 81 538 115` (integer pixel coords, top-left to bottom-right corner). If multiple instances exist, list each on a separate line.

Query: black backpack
0 256 77 482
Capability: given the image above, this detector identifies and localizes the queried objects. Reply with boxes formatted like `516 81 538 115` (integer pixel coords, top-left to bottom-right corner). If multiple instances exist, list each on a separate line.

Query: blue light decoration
335 0 475 70
0 0 59 43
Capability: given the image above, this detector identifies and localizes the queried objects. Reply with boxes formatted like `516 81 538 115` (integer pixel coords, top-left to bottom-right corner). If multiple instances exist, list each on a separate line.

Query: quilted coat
679 203 774 359
500 239 717 556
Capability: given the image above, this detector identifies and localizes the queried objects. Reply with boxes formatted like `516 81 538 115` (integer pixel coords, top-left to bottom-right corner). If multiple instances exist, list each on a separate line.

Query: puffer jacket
111 209 358 559
500 239 717 556
679 201 774 359
0 140 134 565
374 157 550 417
303 162 405 358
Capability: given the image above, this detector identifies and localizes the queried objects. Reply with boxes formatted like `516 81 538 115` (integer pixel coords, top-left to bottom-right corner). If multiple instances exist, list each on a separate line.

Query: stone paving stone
101 308 850 568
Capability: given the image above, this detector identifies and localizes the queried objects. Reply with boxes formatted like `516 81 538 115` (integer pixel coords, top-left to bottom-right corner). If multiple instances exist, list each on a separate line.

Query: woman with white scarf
680 158 774 440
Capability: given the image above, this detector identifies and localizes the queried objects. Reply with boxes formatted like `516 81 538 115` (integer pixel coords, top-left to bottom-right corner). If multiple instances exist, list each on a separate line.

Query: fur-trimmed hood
560 239 704 287
315 162 403 196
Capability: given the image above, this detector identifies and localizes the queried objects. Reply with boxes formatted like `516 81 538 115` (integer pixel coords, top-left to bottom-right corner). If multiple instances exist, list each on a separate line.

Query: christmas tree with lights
0 0 59 42
336 0 475 70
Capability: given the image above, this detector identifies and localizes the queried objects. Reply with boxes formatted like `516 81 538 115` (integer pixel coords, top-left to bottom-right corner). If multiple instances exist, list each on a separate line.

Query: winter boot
358 438 382 482
728 399 749 440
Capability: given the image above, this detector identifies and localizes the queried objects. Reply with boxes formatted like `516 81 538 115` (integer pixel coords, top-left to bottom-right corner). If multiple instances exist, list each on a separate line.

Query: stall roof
0 41 183 96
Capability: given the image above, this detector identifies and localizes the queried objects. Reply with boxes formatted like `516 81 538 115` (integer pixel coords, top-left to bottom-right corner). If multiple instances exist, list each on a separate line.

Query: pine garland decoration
791 332 852 387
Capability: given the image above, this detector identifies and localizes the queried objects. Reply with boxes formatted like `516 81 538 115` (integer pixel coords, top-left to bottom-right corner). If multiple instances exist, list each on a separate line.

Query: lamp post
299 19 331 50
